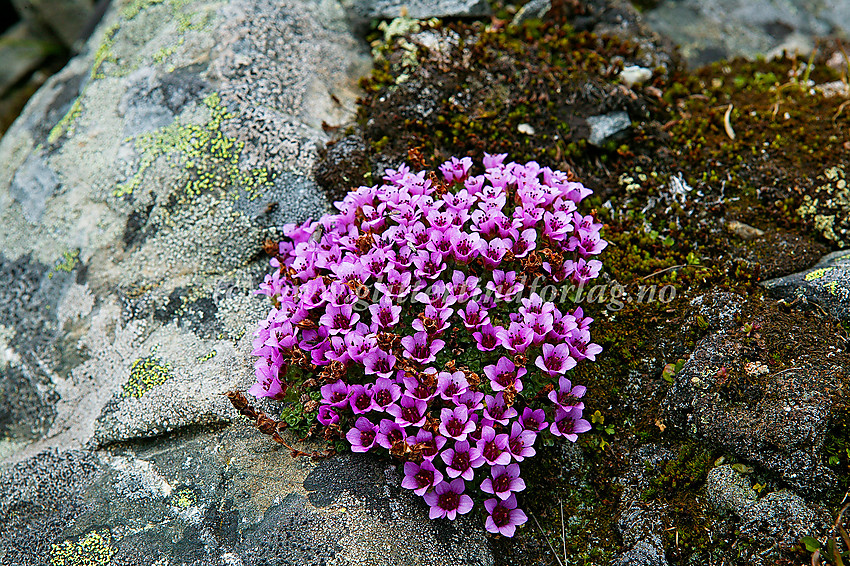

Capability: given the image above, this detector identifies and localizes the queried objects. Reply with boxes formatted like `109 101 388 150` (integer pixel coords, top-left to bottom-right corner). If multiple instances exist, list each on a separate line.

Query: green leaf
802 536 821 553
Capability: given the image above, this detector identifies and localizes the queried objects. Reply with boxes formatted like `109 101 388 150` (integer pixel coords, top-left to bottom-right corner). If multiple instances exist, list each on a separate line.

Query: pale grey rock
340 0 490 21
645 0 850 67
0 0 493 563
586 111 631 146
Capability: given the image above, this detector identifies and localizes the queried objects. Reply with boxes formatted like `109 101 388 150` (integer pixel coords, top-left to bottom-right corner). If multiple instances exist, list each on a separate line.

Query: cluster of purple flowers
249 154 606 537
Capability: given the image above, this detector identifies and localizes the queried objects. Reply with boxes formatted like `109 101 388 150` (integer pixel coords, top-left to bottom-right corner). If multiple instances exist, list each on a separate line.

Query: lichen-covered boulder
0 0 494 564
763 250 850 323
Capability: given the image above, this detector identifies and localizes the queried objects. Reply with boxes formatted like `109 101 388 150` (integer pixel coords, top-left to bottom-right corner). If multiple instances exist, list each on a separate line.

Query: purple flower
477 426 511 466
374 269 413 299
459 300 490 330
481 238 510 268
507 421 537 461
520 293 555 317
451 231 483 263
319 304 360 335
453 390 485 413
375 419 408 450
439 156 473 183
496 322 534 354
401 331 445 364
371 377 401 410
320 380 350 408
248 360 284 399
317 405 340 426
440 440 486 480
486 270 523 300
412 251 447 280
484 494 528 537
402 460 444 496
535 343 577 377
569 231 608 257
547 376 587 411
402 374 437 403
362 347 397 378
473 324 502 351
368 295 402 330
511 228 537 258
423 479 473 520
411 305 453 335
483 393 518 425
324 281 355 306
299 278 327 309
447 270 481 303
348 384 376 414
550 407 592 441
346 417 378 453
481 463 526 500
567 257 603 286
439 405 477 441
483 357 526 392
483 152 507 169
519 407 548 432
567 328 603 362
436 370 470 401
387 395 428 427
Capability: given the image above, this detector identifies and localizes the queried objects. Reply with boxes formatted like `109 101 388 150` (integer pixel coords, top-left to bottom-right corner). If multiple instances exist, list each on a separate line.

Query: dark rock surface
764 250 850 322
661 326 845 496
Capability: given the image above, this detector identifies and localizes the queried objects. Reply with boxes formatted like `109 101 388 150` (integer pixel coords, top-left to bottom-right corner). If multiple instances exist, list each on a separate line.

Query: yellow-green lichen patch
121 0 166 20
798 166 850 247
48 249 81 279
804 267 835 281
114 93 275 200
48 98 84 145
123 355 173 398
50 531 115 566
91 23 120 80
170 487 196 508
196 349 216 362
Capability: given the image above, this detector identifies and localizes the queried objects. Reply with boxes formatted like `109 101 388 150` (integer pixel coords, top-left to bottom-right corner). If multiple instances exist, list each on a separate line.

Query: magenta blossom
375 418 407 449
440 440 486 480
402 460 444 496
371 377 401 410
407 429 447 461
439 405 477 442
481 463 526 500
477 426 512 466
387 395 428 427
346 417 378 453
401 331 444 364
507 421 537 461
348 384 376 414
550 407 592 442
484 357 526 392
424 479 473 520
548 376 587 411
535 343 577 377
484 494 528 537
